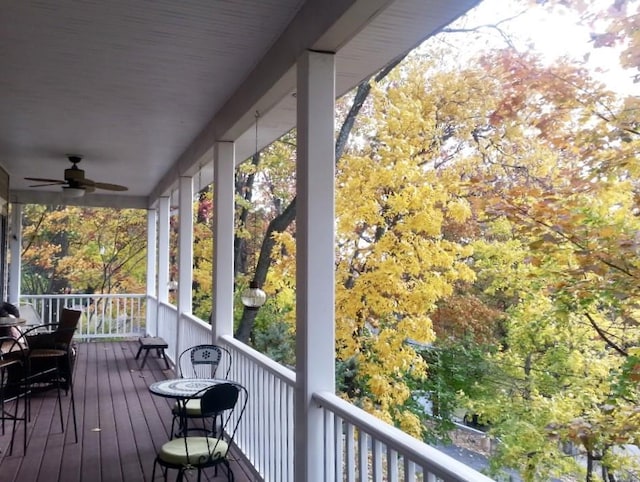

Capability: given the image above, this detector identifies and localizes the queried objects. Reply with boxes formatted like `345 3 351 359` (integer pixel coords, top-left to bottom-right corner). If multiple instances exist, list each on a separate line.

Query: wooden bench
135 336 170 369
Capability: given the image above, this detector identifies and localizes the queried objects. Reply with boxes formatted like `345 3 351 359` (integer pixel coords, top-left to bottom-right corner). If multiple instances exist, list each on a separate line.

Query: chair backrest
184 382 248 461
204 382 247 442
178 344 231 379
55 308 82 345
20 309 81 350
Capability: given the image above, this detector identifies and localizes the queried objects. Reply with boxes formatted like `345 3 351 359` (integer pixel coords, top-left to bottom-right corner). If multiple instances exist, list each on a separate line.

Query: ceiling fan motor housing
64 166 85 182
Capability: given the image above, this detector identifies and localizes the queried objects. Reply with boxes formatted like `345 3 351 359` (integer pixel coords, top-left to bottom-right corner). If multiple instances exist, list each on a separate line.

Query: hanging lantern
241 281 266 310
241 110 267 311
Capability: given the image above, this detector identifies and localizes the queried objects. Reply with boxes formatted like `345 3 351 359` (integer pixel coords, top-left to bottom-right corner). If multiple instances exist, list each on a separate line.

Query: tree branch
584 312 628 357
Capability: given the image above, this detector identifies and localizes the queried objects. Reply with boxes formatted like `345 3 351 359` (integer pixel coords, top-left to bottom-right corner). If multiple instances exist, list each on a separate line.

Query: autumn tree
21 204 75 294
193 189 214 320
449 44 640 480
21 205 147 295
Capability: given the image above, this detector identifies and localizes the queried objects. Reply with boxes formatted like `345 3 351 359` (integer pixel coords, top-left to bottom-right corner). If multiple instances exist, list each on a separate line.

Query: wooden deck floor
0 341 257 481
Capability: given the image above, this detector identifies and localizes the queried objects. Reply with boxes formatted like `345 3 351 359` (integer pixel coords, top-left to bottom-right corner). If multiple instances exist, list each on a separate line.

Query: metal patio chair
153 382 248 482
170 344 232 438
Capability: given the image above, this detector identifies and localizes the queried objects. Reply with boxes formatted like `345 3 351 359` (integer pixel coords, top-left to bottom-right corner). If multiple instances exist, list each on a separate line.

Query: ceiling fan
25 155 128 197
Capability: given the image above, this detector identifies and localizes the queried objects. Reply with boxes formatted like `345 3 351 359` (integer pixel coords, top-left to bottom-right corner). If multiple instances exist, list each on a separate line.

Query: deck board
0 341 256 481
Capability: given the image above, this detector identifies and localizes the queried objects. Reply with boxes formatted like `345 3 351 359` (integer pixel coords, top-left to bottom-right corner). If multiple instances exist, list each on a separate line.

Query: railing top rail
157 299 177 310
313 391 495 482
182 312 211 331
221 334 296 384
21 293 146 299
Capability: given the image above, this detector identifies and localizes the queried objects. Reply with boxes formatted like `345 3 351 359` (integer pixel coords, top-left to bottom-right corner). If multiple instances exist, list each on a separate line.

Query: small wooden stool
135 337 170 369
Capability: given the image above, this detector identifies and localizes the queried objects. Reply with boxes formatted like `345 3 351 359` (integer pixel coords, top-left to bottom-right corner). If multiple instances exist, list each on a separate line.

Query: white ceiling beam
10 190 149 209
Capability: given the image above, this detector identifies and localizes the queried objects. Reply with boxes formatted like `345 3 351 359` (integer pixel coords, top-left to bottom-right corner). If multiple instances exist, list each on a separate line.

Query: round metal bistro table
0 317 27 328
149 378 222 399
149 378 225 437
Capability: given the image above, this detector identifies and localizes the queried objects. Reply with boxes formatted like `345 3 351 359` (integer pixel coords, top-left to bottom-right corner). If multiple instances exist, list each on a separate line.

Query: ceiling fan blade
25 177 66 184
76 178 127 192
28 182 67 188
91 181 128 192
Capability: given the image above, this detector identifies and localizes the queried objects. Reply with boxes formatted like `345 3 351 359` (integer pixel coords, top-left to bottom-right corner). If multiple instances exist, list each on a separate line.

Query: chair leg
170 412 184 439
0 369 6 436
8 395 18 455
5 371 27 456
224 460 234 482
69 381 78 443
23 361 32 423
20 387 27 454
63 354 78 443
53 363 65 433
14 385 28 456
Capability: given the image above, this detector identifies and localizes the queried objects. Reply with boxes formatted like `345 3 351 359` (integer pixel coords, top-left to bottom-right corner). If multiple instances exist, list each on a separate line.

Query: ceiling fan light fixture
62 186 85 198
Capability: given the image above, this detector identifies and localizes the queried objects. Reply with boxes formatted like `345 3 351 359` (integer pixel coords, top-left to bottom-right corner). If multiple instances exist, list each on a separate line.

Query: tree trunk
234 55 407 343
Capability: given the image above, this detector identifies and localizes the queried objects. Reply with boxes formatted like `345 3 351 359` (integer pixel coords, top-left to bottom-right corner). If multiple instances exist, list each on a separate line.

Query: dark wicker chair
18 308 81 442
22 308 81 393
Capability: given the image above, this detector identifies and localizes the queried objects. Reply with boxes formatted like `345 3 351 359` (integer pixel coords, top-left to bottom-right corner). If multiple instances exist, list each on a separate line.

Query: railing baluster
346 423 355 482
335 415 344 482
373 439 383 482
388 447 399 482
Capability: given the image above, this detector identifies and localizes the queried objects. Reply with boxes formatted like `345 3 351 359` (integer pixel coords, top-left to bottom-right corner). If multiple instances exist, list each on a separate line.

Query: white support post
212 142 236 342
176 176 194 356
158 197 171 305
8 203 22 305
146 208 158 335
295 49 336 482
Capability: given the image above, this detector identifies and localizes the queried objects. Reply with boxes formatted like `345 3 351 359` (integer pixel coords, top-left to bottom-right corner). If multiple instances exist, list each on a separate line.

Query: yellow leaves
446 198 471 223
369 374 392 399
396 411 423 438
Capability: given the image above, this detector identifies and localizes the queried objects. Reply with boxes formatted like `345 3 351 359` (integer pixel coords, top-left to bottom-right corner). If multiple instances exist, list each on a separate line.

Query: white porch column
146 208 158 335
176 176 194 354
158 196 171 305
8 203 23 304
295 50 336 482
212 142 235 341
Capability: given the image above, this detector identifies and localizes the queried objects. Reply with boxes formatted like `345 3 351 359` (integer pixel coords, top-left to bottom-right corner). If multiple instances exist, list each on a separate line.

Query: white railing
218 331 494 482
180 312 213 353
221 334 296 482
19 294 494 481
19 294 146 340
314 392 495 482
147 296 158 335
172 312 216 372
155 301 179 361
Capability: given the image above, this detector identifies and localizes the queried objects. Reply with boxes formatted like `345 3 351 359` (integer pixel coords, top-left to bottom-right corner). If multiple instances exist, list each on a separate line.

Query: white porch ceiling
0 0 479 209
